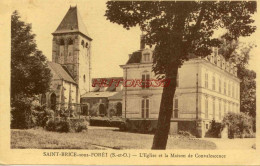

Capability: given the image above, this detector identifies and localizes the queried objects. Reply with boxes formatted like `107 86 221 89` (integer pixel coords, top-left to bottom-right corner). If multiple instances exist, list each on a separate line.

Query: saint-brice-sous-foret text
43 152 226 159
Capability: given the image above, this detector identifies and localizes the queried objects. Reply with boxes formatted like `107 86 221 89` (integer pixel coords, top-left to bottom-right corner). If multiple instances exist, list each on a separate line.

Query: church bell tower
52 6 92 96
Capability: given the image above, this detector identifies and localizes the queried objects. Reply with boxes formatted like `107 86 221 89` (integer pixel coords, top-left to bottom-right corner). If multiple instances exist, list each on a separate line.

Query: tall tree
105 1 256 149
11 11 52 128
11 10 52 99
219 38 256 118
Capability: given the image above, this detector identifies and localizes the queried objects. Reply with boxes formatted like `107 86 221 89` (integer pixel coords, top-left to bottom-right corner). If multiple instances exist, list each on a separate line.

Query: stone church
40 6 92 112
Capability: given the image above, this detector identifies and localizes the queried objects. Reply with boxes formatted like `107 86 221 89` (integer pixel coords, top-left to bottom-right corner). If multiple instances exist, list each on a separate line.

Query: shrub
119 122 127 131
108 108 116 117
11 97 35 129
89 116 123 127
205 120 223 138
178 131 196 139
45 119 56 131
55 120 71 133
222 112 254 138
74 121 88 132
45 119 71 133
33 106 54 127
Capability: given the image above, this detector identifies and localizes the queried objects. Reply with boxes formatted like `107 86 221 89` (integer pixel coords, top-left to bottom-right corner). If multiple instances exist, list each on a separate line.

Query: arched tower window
85 42 89 48
83 75 86 82
60 39 65 45
81 40 85 47
68 38 73 45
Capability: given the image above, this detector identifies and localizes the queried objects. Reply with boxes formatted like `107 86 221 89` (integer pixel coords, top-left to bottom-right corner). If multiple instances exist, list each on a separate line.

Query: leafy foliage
74 121 88 132
11 96 34 129
11 10 52 99
11 97 54 129
222 112 254 138
11 10 52 129
205 120 223 138
219 39 256 119
46 119 72 133
106 1 256 75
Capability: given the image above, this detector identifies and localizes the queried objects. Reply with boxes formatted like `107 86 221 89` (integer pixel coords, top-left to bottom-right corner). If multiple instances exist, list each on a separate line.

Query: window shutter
141 99 145 118
146 74 150 88
146 99 149 118
174 98 178 109
142 74 145 89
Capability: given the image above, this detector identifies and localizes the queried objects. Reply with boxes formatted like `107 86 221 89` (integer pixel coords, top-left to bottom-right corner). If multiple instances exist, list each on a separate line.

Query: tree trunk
152 67 178 149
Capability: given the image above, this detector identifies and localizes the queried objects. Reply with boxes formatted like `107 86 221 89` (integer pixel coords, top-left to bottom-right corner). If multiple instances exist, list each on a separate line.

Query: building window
85 42 89 48
143 53 150 62
206 124 209 130
205 97 208 119
224 81 226 95
219 79 221 93
83 75 86 82
205 72 208 88
213 98 215 120
219 100 222 120
212 75 215 91
50 93 56 111
141 98 149 118
142 74 150 89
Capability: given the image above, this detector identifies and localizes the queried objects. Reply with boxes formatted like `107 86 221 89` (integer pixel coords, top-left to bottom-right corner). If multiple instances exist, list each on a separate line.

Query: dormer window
143 53 151 62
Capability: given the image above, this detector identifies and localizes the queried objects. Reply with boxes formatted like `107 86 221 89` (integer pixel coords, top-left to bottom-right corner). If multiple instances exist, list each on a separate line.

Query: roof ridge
53 6 91 39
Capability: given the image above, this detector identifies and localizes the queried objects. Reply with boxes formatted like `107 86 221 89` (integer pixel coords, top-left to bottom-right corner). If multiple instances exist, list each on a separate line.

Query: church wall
52 33 92 104
62 81 77 110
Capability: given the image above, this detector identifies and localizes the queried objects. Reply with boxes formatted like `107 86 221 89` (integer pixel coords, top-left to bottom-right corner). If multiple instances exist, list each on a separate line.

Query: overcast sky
9 0 258 78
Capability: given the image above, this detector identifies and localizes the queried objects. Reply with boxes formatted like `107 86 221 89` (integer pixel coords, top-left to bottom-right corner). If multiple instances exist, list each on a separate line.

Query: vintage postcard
0 0 260 165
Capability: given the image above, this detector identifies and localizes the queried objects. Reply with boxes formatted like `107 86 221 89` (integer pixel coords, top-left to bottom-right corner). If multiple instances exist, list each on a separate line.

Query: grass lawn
11 128 216 150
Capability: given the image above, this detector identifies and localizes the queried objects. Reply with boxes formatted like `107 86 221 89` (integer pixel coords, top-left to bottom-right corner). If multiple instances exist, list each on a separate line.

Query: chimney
140 35 145 50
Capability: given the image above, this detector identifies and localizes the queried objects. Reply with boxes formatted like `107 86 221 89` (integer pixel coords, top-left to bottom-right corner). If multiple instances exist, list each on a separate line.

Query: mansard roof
53 6 92 40
126 51 142 64
47 61 76 84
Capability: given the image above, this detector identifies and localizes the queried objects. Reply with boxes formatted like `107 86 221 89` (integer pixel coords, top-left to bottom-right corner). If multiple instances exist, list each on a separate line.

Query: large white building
120 39 240 137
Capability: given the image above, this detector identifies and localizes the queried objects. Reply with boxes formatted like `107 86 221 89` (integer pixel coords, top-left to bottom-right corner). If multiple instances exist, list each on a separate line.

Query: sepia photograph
0 0 259 165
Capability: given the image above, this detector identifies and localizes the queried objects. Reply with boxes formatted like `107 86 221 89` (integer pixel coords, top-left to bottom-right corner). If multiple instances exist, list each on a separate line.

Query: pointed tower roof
53 6 92 40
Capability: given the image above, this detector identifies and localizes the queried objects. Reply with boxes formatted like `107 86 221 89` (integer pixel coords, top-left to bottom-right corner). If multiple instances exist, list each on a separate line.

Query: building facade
120 40 240 137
